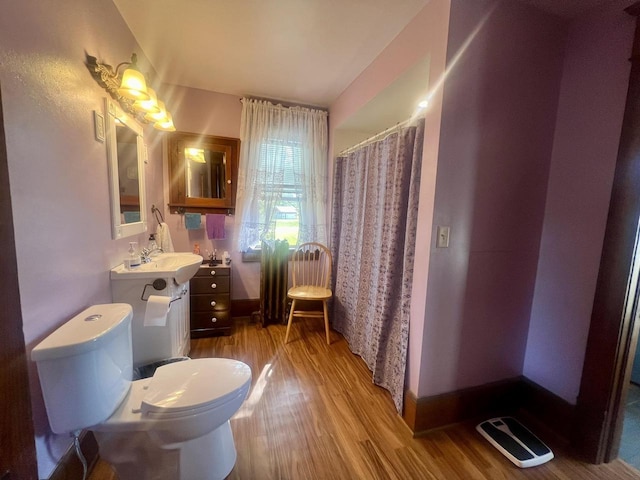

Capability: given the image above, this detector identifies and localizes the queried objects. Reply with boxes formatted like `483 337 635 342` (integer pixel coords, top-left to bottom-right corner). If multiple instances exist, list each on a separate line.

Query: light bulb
133 88 160 114
145 101 168 123
155 112 176 132
118 68 149 101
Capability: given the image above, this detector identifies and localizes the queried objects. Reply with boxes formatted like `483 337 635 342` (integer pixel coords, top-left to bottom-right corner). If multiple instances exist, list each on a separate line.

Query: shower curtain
330 118 424 412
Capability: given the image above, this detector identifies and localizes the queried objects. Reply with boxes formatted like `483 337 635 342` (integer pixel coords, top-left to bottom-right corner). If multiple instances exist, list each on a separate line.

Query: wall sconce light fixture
86 53 176 131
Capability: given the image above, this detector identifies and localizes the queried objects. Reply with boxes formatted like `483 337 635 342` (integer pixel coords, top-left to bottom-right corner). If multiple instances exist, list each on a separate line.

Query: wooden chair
284 242 333 345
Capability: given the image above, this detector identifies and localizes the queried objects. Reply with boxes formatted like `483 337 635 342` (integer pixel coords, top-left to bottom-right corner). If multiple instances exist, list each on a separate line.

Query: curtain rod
337 117 418 157
240 96 328 112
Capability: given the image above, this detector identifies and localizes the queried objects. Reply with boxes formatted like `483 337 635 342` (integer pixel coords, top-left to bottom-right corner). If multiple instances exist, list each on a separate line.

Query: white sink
110 253 203 284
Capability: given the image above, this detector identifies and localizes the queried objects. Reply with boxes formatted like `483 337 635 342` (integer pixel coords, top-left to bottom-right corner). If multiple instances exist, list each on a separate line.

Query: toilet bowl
94 358 251 480
31 304 252 480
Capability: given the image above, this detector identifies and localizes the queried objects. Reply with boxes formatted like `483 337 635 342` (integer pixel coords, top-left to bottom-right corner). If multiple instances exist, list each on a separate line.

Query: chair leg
285 299 296 344
323 300 330 345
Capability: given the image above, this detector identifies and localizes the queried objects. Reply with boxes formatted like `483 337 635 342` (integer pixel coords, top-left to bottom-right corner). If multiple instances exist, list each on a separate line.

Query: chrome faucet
140 246 164 263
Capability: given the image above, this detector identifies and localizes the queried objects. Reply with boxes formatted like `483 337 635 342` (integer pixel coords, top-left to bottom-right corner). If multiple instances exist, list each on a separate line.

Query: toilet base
180 421 237 479
94 420 237 480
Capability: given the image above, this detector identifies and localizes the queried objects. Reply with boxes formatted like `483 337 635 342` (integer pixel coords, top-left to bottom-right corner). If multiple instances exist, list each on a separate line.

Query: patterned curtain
330 119 424 412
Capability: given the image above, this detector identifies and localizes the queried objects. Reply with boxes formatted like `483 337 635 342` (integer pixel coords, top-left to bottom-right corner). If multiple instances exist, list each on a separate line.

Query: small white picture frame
94 110 105 142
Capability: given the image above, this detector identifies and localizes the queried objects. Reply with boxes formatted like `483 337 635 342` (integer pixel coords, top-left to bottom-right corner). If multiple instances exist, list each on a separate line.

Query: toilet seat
142 358 251 417
95 358 252 432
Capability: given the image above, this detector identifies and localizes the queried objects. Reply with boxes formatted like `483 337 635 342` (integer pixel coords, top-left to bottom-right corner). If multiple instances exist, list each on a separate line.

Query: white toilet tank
31 304 133 434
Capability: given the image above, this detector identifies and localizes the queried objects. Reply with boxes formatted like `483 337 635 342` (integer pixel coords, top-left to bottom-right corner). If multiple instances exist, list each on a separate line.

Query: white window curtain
235 98 328 251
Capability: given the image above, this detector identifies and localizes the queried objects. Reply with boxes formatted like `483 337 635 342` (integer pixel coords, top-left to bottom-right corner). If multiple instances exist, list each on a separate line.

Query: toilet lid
141 358 251 416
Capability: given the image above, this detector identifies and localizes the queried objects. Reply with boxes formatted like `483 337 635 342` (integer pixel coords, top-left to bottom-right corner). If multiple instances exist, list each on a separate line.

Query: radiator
260 240 289 326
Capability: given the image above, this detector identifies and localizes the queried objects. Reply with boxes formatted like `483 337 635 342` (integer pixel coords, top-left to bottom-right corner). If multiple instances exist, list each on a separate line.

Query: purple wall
167 85 242 139
0 0 163 476
524 2 635 403
330 0 569 399
334 0 636 405
418 0 566 396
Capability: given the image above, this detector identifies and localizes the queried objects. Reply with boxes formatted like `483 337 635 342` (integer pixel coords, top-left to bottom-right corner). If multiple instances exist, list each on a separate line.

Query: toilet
31 303 252 480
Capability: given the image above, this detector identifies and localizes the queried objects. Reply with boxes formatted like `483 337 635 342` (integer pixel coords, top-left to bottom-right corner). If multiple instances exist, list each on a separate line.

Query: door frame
0 83 38 475
574 1 640 464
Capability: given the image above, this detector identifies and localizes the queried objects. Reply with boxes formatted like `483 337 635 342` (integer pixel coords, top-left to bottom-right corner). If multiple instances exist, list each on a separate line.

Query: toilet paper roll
144 295 171 326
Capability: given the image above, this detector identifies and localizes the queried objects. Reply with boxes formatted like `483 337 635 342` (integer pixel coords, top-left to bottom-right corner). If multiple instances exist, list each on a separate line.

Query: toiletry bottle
128 242 141 269
193 242 200 255
148 234 158 251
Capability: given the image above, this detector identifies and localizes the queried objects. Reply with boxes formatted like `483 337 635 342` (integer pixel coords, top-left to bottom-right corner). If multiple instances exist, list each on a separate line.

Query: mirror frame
167 131 239 213
105 98 148 239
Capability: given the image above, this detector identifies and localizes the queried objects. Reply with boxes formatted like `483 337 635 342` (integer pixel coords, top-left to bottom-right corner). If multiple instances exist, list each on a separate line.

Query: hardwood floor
89 318 640 479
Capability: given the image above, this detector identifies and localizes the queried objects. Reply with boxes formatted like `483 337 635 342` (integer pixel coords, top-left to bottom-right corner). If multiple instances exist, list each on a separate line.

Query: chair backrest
291 242 332 289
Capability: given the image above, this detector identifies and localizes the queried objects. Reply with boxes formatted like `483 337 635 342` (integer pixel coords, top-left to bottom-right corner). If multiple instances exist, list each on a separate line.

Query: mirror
106 98 147 239
185 147 226 199
168 132 239 213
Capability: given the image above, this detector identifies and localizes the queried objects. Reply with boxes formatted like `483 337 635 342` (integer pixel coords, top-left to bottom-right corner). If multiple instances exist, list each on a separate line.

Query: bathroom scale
476 416 554 468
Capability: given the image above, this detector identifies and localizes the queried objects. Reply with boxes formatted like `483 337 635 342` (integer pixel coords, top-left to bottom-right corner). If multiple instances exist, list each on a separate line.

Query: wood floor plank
89 317 640 480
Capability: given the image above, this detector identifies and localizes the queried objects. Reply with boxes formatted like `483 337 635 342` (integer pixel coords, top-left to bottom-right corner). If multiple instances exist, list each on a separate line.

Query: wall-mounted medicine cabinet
167 132 239 214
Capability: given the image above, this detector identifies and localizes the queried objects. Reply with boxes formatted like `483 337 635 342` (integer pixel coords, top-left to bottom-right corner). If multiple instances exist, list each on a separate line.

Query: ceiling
113 0 619 112
113 0 428 108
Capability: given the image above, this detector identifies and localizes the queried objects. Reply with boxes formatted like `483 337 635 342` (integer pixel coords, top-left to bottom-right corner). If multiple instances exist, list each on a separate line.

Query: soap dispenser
126 242 141 270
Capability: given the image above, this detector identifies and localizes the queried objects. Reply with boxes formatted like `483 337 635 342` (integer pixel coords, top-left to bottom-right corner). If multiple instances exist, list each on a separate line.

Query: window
235 98 328 253
252 139 303 248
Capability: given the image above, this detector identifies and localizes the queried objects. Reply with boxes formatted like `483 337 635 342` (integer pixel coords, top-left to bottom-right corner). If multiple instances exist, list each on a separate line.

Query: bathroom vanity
190 264 232 337
110 252 202 366
111 275 190 366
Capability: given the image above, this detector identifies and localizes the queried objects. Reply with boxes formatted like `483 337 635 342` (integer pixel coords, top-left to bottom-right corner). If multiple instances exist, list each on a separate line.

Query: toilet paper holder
141 279 186 304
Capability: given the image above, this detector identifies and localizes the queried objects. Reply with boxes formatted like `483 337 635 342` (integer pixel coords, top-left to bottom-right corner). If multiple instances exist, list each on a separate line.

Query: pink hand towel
206 214 226 239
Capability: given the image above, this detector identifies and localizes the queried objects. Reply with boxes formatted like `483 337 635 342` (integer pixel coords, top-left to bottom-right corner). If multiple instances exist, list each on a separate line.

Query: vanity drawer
195 266 230 278
190 293 230 312
190 265 233 337
191 311 231 330
190 276 230 294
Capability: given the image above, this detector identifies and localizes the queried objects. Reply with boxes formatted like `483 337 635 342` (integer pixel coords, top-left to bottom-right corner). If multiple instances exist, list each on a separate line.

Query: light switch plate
437 226 450 248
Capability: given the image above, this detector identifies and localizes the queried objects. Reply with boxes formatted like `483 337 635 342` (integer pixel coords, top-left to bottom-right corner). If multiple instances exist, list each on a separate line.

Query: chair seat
284 242 333 345
288 285 332 301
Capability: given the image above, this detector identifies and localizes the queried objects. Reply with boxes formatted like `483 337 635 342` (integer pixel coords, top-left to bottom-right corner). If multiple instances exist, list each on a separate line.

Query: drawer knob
211 317 217 323
211 283 217 289
210 301 217 307
210 270 216 276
